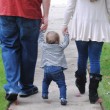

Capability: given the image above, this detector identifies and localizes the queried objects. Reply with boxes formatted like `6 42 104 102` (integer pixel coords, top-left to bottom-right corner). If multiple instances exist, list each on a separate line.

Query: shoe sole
19 90 38 98
42 96 48 99
61 102 67 105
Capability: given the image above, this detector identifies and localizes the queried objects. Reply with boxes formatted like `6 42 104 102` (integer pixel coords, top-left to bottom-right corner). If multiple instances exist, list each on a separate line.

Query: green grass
0 50 8 110
99 43 110 110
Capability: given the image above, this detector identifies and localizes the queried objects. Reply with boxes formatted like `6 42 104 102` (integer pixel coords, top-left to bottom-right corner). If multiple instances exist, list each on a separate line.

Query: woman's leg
88 41 103 104
75 41 89 73
88 41 103 74
75 41 88 94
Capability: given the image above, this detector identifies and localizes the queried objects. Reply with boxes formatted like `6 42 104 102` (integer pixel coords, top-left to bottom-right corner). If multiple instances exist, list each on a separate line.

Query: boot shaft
89 74 102 92
89 74 102 104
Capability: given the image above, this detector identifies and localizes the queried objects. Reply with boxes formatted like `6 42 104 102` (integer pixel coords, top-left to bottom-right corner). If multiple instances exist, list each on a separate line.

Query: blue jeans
42 66 67 99
75 41 103 74
0 16 41 94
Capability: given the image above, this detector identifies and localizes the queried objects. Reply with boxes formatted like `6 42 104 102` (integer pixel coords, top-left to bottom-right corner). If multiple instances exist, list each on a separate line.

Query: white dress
63 0 110 42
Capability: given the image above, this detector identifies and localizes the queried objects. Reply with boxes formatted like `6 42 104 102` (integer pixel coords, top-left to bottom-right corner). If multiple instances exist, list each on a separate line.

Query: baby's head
46 31 60 44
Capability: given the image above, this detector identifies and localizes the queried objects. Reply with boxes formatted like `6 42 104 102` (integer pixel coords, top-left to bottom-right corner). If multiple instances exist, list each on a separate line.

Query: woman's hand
62 26 68 34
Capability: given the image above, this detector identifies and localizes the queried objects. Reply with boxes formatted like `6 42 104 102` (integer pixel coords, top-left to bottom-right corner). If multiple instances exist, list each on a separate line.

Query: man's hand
40 16 48 31
41 0 50 31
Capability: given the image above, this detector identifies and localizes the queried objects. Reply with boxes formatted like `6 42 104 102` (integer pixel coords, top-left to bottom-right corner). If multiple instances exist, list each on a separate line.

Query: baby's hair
46 31 60 44
90 0 97 2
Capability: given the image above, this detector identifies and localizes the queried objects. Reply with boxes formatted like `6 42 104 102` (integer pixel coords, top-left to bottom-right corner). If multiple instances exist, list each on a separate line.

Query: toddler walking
38 31 69 105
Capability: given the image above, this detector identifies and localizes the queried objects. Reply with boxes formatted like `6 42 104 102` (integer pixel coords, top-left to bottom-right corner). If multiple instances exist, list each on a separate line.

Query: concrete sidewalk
10 1 102 110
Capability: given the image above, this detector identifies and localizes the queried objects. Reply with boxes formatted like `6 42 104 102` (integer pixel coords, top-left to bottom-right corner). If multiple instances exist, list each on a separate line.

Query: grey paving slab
10 1 102 110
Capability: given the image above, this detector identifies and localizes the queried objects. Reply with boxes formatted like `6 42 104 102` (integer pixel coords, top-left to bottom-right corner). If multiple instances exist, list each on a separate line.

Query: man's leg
17 17 41 97
0 16 20 101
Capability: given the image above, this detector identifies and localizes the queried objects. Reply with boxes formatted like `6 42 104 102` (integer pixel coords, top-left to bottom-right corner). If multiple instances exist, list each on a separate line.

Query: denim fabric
0 16 41 94
42 66 67 99
44 66 63 74
75 41 103 74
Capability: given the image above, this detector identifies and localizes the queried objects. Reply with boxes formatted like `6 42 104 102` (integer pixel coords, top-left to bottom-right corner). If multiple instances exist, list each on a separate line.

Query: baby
38 31 69 105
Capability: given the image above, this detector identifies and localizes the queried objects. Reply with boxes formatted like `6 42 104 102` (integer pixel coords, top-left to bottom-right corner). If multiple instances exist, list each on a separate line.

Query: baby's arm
60 34 69 49
63 0 77 26
106 0 110 17
38 31 46 48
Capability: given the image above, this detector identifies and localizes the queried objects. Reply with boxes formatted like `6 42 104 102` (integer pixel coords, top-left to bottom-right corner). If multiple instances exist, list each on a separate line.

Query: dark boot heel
75 71 86 94
89 94 99 104
89 74 102 104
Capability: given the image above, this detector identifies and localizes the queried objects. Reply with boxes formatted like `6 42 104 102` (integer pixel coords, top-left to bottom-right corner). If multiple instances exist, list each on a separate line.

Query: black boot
89 74 102 104
75 71 86 94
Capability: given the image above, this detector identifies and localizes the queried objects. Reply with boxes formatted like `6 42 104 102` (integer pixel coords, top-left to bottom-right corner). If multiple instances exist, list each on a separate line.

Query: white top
63 0 110 42
38 32 69 69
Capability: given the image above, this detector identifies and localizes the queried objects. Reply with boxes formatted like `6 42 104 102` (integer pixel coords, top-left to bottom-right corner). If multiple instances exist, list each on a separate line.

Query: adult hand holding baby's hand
40 16 48 31
62 26 68 35
62 26 69 36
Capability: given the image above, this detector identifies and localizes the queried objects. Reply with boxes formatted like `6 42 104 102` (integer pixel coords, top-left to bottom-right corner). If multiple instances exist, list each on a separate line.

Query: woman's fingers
62 26 68 34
